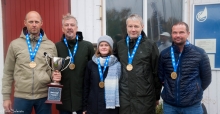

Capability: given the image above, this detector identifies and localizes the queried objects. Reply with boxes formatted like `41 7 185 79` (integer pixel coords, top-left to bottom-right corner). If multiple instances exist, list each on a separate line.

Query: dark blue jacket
83 57 120 114
158 43 211 107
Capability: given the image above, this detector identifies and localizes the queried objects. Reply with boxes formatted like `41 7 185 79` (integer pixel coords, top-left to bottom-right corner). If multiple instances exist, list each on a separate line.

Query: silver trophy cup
44 52 71 72
44 52 71 104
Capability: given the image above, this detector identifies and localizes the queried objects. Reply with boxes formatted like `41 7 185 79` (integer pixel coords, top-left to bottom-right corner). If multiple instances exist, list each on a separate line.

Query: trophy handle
60 56 71 71
45 54 54 70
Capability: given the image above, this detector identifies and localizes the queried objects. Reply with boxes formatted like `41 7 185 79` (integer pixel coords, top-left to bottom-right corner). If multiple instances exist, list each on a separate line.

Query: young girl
83 35 121 114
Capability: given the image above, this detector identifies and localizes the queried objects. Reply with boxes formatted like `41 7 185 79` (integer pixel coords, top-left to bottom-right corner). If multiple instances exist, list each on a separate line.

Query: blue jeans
59 110 82 114
163 102 203 114
13 97 51 114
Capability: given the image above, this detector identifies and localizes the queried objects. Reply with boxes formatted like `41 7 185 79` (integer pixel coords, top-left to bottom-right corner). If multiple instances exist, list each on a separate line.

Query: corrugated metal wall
1 0 70 113
2 0 70 57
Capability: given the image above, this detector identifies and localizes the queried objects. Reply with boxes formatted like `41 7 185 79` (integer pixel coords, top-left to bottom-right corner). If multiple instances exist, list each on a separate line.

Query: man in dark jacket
54 13 94 114
116 14 162 114
158 22 211 114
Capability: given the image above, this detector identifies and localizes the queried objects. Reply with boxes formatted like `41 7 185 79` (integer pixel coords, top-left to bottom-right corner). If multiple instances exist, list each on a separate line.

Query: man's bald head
24 11 43 36
25 11 42 21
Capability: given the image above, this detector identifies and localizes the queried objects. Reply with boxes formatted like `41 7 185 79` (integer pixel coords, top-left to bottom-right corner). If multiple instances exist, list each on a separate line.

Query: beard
65 34 74 40
174 40 186 46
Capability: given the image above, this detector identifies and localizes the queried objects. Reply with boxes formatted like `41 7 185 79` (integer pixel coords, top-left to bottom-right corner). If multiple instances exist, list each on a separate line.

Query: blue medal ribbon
171 40 190 72
26 33 43 62
126 35 142 64
97 56 110 82
171 47 181 72
63 36 79 64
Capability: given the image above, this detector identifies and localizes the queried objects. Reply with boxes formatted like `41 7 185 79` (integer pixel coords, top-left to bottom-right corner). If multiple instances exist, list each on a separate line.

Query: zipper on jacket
175 54 181 106
176 67 181 106
31 39 36 99
196 83 200 92
32 69 35 98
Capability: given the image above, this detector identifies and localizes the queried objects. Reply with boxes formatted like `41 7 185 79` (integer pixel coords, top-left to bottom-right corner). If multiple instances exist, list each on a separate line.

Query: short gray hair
126 14 143 26
62 13 78 26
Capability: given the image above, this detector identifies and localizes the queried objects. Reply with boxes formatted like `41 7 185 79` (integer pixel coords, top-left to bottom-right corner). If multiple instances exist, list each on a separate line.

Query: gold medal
29 61 37 68
171 72 177 79
126 64 133 71
99 82 104 88
69 63 75 70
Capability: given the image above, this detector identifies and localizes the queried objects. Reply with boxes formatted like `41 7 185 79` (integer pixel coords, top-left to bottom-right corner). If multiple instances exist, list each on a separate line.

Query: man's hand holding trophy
44 52 71 104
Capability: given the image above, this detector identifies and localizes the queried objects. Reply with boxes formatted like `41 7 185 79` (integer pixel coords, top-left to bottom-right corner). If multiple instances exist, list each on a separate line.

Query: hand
52 70 62 82
83 111 87 114
3 100 13 113
156 100 159 106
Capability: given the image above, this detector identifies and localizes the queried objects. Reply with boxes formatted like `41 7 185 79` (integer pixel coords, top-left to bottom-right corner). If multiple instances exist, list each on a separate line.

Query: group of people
2 11 211 114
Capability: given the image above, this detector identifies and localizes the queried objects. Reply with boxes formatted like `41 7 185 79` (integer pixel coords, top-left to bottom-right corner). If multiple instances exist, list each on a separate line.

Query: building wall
0 0 219 113
185 0 220 113
71 0 101 43
0 0 4 112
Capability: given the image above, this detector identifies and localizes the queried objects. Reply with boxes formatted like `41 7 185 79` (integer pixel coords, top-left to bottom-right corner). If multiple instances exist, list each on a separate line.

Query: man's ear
24 20 26 26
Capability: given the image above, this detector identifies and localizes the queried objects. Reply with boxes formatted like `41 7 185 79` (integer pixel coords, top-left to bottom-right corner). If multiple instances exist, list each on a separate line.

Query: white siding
203 70 220 114
71 0 101 43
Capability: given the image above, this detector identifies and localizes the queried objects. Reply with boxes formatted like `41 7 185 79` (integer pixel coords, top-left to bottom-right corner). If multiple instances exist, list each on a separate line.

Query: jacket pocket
34 68 51 92
14 69 33 93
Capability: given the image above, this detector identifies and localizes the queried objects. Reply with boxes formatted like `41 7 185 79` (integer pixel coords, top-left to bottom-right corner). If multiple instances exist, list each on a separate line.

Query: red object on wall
1 0 70 114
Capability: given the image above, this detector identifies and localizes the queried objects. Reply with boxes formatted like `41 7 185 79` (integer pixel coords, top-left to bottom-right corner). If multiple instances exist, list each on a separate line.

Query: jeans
13 97 51 114
59 110 83 114
163 102 203 114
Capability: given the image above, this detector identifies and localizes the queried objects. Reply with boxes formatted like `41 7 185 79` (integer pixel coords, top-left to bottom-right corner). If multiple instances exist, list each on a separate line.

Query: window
147 0 182 42
106 0 143 47
105 0 182 46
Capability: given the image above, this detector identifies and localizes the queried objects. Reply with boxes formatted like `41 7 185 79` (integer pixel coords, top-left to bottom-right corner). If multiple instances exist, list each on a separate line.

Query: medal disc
29 61 37 68
69 63 75 70
126 64 133 71
99 82 104 88
171 72 177 79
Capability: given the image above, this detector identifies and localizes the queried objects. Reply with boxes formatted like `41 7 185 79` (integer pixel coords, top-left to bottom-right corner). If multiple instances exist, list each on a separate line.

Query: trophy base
45 84 63 104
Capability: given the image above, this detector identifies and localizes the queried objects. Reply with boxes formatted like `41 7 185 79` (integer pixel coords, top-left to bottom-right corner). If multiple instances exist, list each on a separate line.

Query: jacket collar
171 42 191 54
61 31 83 41
92 55 118 67
20 27 47 41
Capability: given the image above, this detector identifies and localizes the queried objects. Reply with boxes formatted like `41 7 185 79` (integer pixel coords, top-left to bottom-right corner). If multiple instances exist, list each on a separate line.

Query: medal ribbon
26 33 43 62
171 40 190 72
171 47 182 72
126 35 142 64
63 35 79 64
97 56 110 82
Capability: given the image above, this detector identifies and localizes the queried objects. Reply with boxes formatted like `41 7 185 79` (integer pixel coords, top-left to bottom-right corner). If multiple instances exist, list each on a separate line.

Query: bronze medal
171 72 177 79
69 63 75 70
126 64 133 71
99 82 104 88
29 61 37 68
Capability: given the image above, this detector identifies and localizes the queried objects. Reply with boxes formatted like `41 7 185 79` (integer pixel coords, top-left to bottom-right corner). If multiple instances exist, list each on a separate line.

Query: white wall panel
93 0 102 43
204 71 217 114
71 0 101 43
202 70 220 114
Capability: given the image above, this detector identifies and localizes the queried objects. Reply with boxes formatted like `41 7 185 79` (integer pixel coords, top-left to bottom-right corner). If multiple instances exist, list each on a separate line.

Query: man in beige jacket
2 11 60 114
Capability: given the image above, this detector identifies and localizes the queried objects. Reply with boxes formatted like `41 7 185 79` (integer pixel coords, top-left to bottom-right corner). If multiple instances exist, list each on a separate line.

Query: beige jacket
2 27 57 100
